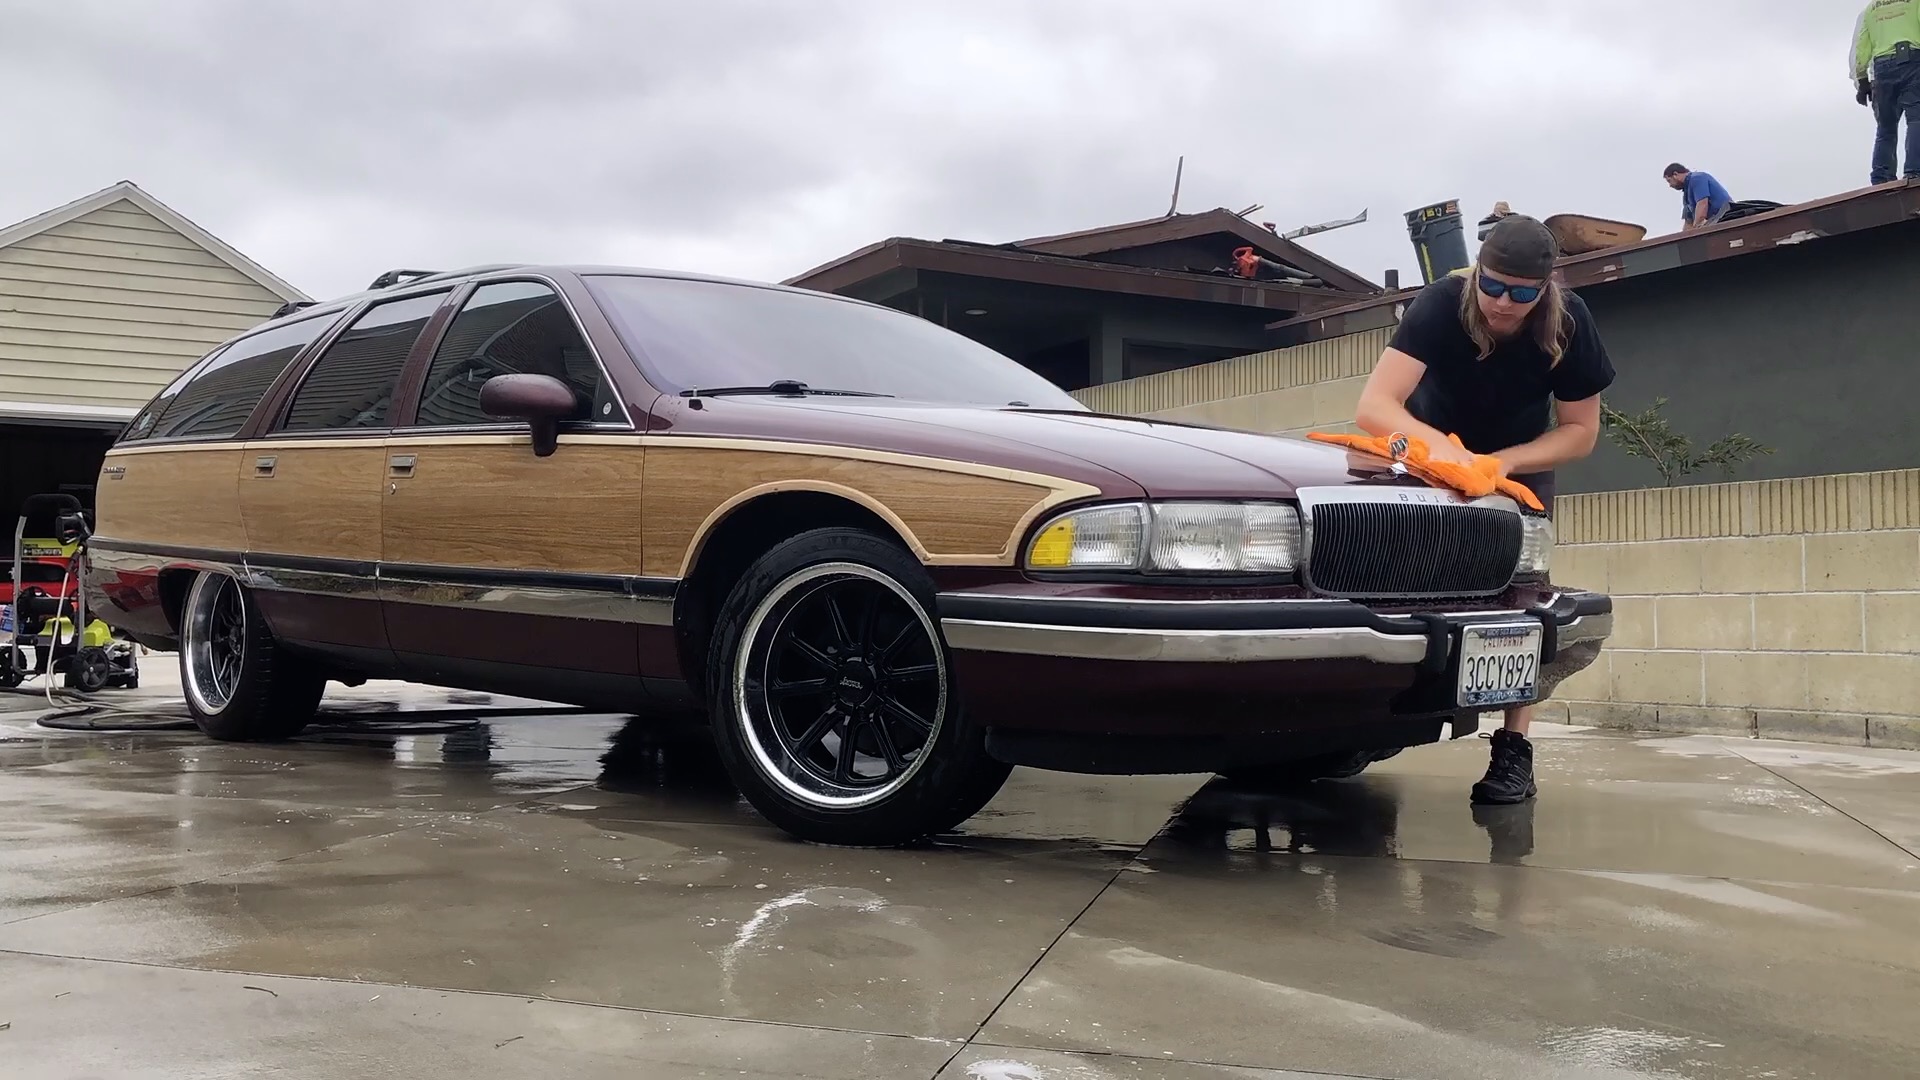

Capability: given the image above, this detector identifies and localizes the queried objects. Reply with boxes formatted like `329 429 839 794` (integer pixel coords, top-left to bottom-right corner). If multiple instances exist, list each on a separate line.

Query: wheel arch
157 564 213 636
672 485 932 705
675 481 937 579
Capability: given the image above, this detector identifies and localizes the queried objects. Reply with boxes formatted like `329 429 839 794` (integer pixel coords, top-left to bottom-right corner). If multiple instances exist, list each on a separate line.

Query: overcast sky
1 0 1866 301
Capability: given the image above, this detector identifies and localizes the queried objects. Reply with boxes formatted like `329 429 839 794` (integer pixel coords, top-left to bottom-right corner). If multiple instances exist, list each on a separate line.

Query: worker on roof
1663 163 1731 230
1353 215 1616 806
1854 0 1920 183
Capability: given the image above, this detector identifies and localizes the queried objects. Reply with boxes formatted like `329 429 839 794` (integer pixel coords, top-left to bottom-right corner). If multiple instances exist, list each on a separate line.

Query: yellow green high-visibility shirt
1855 0 1920 79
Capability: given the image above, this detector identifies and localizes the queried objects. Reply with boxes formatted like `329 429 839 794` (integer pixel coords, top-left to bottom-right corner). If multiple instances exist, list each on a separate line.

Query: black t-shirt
1386 274 1616 456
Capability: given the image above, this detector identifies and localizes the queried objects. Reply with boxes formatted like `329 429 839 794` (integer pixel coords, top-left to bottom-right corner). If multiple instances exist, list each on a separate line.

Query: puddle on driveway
5 692 1920 1077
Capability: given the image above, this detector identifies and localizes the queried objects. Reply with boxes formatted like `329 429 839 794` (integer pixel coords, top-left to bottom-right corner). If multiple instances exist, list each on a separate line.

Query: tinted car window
415 281 617 427
138 315 337 441
282 292 446 432
583 275 1086 410
120 345 225 442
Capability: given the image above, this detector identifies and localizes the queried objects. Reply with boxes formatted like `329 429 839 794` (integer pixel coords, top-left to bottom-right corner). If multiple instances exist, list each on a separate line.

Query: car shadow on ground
1159 772 1537 866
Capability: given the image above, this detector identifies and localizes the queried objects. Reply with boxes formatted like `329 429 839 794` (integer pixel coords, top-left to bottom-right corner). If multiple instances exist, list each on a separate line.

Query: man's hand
1423 438 1478 468
1859 77 1873 106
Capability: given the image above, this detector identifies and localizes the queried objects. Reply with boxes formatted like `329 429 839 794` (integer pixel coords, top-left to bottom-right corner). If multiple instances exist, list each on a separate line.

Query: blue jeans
1871 48 1920 183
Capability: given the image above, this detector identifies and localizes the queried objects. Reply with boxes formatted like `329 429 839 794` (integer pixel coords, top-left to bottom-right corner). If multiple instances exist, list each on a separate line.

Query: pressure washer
1 493 140 693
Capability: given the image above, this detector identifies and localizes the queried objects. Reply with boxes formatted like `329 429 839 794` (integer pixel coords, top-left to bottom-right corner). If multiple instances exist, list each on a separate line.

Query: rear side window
281 292 447 432
414 281 617 427
135 316 336 441
120 345 225 442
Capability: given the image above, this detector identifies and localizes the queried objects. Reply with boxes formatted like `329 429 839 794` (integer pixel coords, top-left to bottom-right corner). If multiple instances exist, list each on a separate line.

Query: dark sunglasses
1476 271 1546 305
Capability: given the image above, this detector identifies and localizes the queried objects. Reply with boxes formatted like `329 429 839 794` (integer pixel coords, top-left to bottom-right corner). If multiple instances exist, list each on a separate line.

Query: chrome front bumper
938 590 1613 671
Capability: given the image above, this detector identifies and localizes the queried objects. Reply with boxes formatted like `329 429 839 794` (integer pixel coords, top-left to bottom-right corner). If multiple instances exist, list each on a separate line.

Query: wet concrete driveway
3 686 1918 1079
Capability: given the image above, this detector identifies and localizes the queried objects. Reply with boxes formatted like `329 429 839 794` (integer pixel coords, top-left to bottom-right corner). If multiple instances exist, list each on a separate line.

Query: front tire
179 572 325 741
706 528 1010 846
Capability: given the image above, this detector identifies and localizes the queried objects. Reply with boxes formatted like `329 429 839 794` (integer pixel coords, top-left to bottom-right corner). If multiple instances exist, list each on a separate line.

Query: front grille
1304 501 1522 599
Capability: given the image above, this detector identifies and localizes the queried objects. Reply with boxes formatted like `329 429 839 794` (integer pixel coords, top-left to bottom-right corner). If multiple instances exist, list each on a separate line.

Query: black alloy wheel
708 528 1011 846
741 563 944 803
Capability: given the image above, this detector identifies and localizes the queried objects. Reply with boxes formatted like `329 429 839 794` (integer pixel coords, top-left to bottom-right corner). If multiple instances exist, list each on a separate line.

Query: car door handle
253 456 277 477
388 455 417 477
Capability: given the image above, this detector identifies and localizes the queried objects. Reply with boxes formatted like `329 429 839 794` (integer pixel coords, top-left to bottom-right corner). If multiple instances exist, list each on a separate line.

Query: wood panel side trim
672 475 1096 578
93 446 247 553
630 433 1102 495
107 432 1100 500
380 439 645 575
678 480 933 577
644 444 1103 579
237 441 387 564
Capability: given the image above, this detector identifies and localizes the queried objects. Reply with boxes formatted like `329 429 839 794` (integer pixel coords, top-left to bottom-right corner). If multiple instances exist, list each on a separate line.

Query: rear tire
179 572 325 741
706 527 1009 846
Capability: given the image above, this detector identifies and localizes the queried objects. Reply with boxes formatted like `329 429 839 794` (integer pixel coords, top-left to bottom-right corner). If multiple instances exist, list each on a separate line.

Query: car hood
668 398 1385 500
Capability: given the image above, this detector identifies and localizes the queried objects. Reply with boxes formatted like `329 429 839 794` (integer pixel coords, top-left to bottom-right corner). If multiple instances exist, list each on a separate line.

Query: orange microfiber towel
1306 430 1544 512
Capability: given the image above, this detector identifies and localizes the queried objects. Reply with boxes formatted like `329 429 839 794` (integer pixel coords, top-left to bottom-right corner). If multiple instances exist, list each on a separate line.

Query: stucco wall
1542 468 1920 748
0 198 285 411
1561 219 1920 493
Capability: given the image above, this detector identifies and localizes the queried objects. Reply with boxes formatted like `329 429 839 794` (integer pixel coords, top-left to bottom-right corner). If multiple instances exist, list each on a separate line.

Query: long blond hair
1452 263 1572 366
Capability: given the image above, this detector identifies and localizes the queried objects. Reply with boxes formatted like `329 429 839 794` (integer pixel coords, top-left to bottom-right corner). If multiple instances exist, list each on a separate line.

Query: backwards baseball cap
1478 214 1560 280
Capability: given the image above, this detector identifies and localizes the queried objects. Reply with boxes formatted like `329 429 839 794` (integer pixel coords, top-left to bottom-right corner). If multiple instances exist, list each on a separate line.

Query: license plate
1456 622 1542 708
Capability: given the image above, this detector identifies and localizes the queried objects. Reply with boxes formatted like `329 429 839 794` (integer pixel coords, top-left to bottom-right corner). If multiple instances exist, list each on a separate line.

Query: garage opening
1 415 123 577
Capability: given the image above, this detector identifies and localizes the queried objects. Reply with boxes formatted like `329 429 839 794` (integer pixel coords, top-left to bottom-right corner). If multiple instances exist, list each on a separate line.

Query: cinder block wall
1544 469 1920 748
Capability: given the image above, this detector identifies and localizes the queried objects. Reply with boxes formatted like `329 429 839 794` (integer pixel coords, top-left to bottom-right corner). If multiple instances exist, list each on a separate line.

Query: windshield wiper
678 379 892 399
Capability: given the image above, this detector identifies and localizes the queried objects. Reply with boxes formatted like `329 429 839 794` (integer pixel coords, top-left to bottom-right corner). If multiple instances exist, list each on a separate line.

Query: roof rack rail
367 268 441 290
269 299 317 319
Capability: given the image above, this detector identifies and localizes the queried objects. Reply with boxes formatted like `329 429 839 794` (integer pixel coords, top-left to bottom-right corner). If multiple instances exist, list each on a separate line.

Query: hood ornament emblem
1386 431 1411 473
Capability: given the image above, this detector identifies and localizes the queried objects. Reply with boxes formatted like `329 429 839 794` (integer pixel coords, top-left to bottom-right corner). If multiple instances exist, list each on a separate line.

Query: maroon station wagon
86 264 1613 846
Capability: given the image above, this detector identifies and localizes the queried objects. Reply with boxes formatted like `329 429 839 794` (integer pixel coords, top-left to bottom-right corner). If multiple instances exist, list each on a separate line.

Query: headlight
1025 501 1302 574
1517 514 1554 576
1024 503 1147 570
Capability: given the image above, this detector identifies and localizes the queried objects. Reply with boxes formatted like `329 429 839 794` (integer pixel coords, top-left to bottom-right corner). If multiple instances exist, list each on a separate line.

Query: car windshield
584 274 1087 410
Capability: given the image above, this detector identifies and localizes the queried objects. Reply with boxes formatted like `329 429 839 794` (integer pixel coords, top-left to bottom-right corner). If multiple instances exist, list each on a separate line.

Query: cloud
0 0 1868 301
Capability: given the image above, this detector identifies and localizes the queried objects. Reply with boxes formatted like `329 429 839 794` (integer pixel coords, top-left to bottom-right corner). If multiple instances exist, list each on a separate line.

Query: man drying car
1353 215 1616 805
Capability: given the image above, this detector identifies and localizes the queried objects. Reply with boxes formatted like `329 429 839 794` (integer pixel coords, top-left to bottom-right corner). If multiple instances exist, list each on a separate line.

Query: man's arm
1355 347 1475 465
1492 395 1603 475
1692 198 1710 227
1853 6 1873 82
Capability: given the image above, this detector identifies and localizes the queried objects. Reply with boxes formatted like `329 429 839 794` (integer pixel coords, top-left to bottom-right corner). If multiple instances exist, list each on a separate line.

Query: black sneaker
1471 729 1537 805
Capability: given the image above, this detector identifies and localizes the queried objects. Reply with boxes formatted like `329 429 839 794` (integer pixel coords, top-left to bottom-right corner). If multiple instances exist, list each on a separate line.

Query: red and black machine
1 493 140 691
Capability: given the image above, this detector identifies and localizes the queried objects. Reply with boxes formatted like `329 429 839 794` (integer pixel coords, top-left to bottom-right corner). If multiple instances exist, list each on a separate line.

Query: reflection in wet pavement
2 689 1918 1078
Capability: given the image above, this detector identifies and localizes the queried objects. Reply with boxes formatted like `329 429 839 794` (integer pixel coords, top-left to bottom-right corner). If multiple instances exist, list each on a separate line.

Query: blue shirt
1681 171 1731 223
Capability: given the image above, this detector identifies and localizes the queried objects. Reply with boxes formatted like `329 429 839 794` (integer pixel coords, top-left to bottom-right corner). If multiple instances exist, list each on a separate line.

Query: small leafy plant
1599 397 1774 487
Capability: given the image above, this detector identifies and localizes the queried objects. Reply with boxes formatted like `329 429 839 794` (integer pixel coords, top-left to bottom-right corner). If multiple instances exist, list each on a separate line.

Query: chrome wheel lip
182 572 243 716
732 561 947 810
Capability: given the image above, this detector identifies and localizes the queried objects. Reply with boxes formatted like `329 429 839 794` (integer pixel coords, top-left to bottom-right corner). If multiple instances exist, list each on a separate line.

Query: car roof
250 262 886 336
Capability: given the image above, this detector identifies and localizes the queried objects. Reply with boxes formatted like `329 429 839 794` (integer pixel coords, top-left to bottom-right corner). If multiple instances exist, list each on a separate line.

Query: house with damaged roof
784 207 1386 390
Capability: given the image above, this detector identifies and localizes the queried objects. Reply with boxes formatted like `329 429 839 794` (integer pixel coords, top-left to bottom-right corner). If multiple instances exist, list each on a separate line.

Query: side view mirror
479 374 579 457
